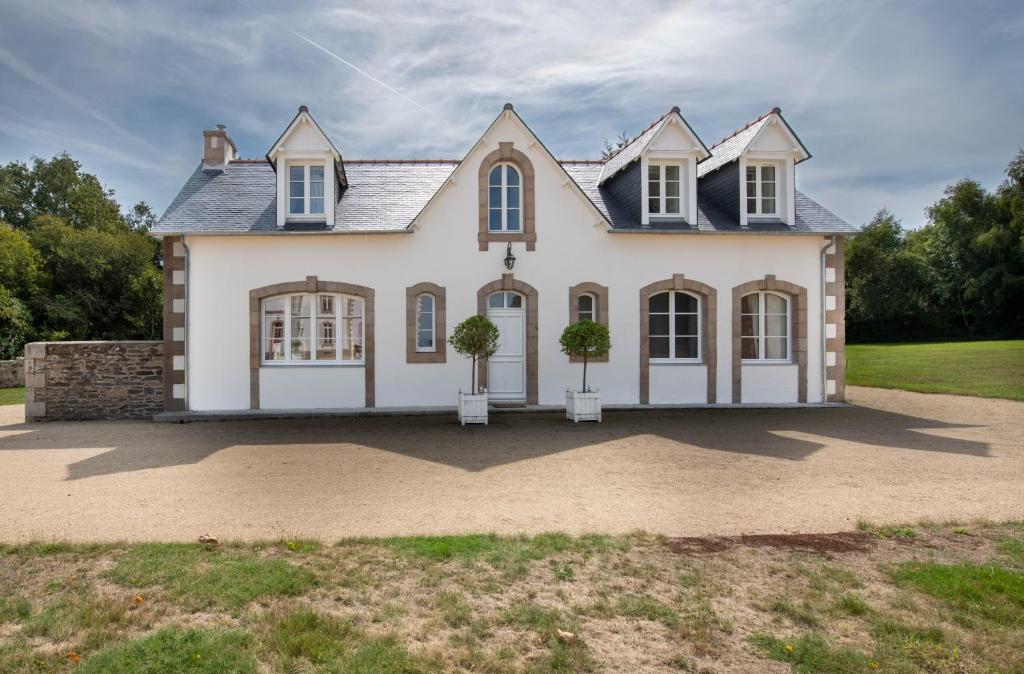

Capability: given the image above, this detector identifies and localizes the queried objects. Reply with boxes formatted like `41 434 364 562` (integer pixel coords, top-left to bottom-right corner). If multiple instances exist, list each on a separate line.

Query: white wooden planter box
566 389 601 422
458 390 489 426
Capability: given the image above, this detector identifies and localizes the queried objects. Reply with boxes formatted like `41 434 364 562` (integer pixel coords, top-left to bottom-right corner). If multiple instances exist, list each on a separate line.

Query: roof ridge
708 107 781 151
345 159 461 164
559 159 605 164
604 107 678 161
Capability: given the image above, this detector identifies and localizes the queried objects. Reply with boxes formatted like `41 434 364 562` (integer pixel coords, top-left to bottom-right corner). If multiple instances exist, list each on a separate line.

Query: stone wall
0 358 24 388
24 342 164 421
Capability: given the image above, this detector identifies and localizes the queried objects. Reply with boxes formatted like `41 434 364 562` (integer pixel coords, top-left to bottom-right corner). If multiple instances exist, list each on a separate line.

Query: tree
448 315 500 394
601 131 630 160
559 320 611 392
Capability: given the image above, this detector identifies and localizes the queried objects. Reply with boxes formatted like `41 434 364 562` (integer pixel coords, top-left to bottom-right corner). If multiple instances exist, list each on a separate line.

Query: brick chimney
202 124 236 171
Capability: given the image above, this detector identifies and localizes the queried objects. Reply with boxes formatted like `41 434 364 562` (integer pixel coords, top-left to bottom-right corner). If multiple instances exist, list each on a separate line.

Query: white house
153 103 854 414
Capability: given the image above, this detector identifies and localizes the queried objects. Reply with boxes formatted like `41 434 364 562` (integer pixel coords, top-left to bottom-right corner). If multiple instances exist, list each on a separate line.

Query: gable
279 117 334 153
648 117 705 154
748 118 805 155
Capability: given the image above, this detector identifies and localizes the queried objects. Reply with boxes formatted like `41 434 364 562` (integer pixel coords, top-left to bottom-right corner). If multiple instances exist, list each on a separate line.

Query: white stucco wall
184 113 828 411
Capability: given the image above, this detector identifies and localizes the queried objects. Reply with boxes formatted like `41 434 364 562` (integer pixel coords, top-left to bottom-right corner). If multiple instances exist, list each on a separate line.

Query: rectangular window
261 293 363 365
648 291 700 362
416 294 435 351
647 163 683 217
288 163 327 217
741 291 790 362
746 164 778 216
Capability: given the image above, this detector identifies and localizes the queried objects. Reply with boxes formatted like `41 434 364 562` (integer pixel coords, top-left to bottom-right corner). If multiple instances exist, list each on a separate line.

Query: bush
448 315 500 393
559 320 610 391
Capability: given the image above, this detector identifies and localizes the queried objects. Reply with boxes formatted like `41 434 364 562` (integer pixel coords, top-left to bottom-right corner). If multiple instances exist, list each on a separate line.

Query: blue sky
1 0 1021 229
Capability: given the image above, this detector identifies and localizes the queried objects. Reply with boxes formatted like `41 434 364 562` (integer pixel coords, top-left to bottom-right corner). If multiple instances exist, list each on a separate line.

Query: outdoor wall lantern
504 242 516 270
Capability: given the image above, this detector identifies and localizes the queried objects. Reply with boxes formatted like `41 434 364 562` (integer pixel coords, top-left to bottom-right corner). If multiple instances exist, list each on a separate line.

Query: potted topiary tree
559 319 611 422
449 314 500 425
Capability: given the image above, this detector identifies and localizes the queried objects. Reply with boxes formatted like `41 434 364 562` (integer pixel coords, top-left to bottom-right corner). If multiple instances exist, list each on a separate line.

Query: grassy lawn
0 387 24 406
2 524 1023 672
846 340 1024 400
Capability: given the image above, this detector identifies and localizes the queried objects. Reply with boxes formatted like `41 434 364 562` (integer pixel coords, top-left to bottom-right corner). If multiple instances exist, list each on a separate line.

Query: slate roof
697 107 810 178
154 160 457 235
564 162 856 234
597 107 709 185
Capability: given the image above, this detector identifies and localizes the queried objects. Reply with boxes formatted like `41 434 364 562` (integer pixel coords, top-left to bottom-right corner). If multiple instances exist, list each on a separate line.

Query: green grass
749 632 870 673
891 561 1024 627
105 543 317 610
0 386 24 405
846 340 1024 399
76 628 257 674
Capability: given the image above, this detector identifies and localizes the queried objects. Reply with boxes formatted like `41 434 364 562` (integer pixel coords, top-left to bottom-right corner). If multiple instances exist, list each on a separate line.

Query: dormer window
288 163 325 216
488 163 522 232
745 163 777 216
647 163 682 215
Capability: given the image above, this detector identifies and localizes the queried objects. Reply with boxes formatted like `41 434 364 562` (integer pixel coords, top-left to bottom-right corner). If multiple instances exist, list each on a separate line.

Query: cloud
0 0 1020 227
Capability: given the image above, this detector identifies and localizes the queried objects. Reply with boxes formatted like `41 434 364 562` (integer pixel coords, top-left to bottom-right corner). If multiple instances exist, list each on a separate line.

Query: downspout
181 239 190 411
819 235 836 403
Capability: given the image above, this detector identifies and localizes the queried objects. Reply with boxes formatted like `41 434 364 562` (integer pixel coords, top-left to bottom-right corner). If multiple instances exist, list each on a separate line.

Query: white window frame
648 291 702 363
287 162 326 218
577 293 597 323
415 293 436 353
740 290 791 363
487 162 522 232
646 162 683 217
745 163 778 217
261 292 364 365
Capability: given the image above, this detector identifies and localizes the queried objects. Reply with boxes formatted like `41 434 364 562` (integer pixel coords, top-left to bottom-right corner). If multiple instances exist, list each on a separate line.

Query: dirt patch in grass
2 523 1023 672
665 531 874 555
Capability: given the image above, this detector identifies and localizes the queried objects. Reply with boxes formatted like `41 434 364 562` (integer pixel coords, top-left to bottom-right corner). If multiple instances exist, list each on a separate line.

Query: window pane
761 180 775 199
746 166 756 181
342 317 363 360
417 293 433 314
675 313 698 337
762 198 776 214
675 336 698 359
290 165 304 183
309 166 324 215
577 295 593 321
264 297 286 315
318 295 334 316
489 166 502 186
665 165 680 181
741 315 759 338
648 177 660 197
506 184 520 208
264 317 285 361
290 330 311 361
761 165 775 182
316 319 336 360
649 314 669 336
489 185 501 209
506 208 520 231
417 307 433 332
508 293 522 308
488 293 504 308
648 165 660 181
740 293 759 314
746 197 756 214
648 198 661 214
290 295 311 316
649 336 670 359
665 197 680 214
675 292 697 313
290 197 304 214
649 292 669 313
310 198 324 214
766 314 788 337
417 329 434 349
344 297 363 318
766 337 788 360
505 165 519 186
741 337 759 359
665 180 680 197
489 208 502 231
766 294 787 314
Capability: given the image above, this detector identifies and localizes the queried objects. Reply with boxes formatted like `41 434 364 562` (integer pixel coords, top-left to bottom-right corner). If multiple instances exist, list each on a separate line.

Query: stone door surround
476 274 539 404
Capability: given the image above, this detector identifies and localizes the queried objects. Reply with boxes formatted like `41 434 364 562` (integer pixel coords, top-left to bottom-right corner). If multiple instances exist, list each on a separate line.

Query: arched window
488 163 522 232
741 291 790 361
415 293 435 352
576 293 596 322
262 292 364 364
648 291 700 361
488 291 523 309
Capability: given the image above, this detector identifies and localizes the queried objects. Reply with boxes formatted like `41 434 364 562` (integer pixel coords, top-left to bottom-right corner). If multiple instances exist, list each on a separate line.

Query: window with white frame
487 163 522 232
415 293 435 352
740 291 790 361
288 163 326 216
745 163 777 216
577 293 597 323
488 291 523 309
262 292 363 364
648 291 700 360
647 163 682 216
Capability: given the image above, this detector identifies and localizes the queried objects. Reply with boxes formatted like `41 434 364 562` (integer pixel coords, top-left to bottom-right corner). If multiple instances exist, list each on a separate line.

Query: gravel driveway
1 387 1021 542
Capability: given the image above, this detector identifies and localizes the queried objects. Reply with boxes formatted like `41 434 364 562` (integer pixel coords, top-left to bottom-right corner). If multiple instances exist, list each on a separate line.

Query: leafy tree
0 286 32 360
559 320 611 392
448 315 500 394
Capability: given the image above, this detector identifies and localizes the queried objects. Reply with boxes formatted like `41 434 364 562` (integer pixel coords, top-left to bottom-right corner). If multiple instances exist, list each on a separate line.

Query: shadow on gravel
0 403 992 481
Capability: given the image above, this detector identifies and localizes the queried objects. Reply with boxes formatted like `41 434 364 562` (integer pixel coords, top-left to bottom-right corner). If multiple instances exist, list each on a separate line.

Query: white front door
487 292 526 401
